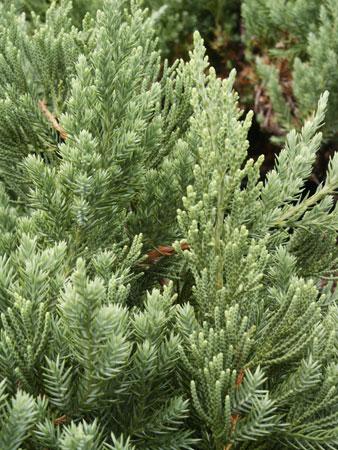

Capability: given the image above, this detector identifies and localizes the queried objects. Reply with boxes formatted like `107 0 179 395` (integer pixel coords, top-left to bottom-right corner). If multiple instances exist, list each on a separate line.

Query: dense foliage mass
0 1 337 449
244 0 338 141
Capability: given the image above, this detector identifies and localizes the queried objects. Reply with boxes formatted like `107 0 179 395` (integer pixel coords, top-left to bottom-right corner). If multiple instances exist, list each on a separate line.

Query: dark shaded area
247 114 280 177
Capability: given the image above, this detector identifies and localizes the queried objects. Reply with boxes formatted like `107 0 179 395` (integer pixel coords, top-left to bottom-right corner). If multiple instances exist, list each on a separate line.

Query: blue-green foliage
0 1 337 449
175 33 337 449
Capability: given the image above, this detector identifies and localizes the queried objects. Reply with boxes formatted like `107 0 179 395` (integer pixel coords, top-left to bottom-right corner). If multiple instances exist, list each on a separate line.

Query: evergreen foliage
142 0 241 56
0 1 337 449
176 34 338 449
6 0 103 25
242 0 321 57
243 0 338 141
0 0 83 196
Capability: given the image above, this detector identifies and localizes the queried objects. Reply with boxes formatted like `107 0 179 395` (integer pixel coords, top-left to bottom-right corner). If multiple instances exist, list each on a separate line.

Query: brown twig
53 414 68 426
38 99 68 141
224 370 246 450
144 242 190 265
235 369 245 387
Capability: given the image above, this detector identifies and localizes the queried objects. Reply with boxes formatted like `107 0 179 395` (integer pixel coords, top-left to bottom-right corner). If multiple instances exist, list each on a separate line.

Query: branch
144 243 190 265
38 100 68 141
